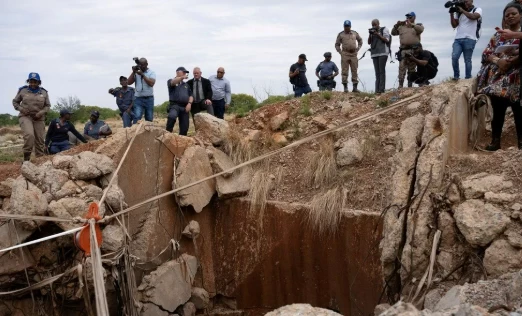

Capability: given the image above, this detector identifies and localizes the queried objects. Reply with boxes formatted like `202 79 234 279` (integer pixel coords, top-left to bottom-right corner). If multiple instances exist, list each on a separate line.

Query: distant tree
53 95 82 113
0 114 19 126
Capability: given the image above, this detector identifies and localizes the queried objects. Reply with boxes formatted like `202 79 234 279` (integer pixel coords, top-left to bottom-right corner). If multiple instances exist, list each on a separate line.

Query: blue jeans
121 111 133 128
294 85 312 97
452 38 477 79
212 98 226 119
49 140 70 154
133 96 154 123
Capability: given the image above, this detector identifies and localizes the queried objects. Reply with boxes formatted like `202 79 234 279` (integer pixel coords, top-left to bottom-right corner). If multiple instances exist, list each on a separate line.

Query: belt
137 95 153 98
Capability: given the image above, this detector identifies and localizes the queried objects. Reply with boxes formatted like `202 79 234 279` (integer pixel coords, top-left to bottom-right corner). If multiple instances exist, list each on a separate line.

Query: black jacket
45 118 86 146
187 77 213 102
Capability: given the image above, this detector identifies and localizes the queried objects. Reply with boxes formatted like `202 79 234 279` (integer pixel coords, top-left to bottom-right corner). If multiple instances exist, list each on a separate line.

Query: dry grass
304 137 338 188
223 129 256 164
247 161 282 223
306 186 347 235
0 134 19 143
361 135 381 157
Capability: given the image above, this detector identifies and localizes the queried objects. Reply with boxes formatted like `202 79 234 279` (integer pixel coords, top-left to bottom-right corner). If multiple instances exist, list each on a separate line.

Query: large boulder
104 184 127 211
174 146 216 213
216 168 251 199
21 161 69 196
138 254 198 313
265 304 341 316
461 173 513 199
9 177 48 231
70 152 115 180
52 155 74 170
454 199 510 247
206 147 235 178
102 225 125 252
48 198 90 231
194 113 229 146
270 111 289 131
160 133 196 157
189 287 210 309
140 303 169 316
0 178 14 197
483 239 522 278
336 138 363 167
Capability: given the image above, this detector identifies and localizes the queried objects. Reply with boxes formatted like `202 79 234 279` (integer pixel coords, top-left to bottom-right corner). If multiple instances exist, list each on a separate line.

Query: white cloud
0 0 507 116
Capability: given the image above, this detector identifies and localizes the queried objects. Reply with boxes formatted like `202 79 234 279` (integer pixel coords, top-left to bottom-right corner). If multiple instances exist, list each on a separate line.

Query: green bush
0 114 19 127
299 95 312 116
71 106 120 123
45 110 60 125
259 95 294 107
321 91 332 100
155 101 169 118
228 94 258 117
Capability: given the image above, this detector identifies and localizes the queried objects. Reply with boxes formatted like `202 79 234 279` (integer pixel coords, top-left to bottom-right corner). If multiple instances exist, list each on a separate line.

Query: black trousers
490 95 522 141
372 56 388 93
166 104 190 136
408 66 437 85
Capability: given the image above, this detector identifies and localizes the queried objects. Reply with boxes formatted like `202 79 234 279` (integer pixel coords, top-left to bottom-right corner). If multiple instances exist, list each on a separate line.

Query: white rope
89 219 109 315
0 226 83 254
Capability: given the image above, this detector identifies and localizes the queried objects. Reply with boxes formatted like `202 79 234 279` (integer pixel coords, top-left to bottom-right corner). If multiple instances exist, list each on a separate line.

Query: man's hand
204 99 212 106
294 69 300 74
225 104 230 109
109 88 114 94
126 107 132 114
34 111 44 119
457 6 464 13
186 103 192 113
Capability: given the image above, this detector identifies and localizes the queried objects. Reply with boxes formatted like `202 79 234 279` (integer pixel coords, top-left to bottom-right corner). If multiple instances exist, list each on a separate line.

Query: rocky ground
0 80 521 316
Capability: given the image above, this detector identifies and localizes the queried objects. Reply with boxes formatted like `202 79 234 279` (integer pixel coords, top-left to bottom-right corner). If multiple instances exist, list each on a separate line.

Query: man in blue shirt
127 58 156 124
109 76 134 127
166 67 194 136
84 111 112 140
289 54 312 97
315 52 339 91
208 67 232 119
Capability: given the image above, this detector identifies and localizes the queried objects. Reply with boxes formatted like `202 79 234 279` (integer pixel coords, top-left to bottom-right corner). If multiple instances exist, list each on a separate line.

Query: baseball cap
344 20 351 27
324 52 332 57
119 76 127 81
59 109 72 116
406 12 416 17
27 72 41 81
91 110 100 118
176 67 189 73
298 54 308 61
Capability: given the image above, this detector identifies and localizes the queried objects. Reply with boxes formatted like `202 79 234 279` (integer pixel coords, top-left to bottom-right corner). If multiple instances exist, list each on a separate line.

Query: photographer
391 12 424 88
405 43 438 86
166 67 193 136
315 52 339 91
368 19 391 94
449 0 482 80
127 57 156 124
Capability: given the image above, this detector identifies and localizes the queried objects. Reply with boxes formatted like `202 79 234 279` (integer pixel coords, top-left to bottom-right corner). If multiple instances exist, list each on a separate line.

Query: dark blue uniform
316 61 339 91
111 87 134 127
45 118 87 154
166 79 193 135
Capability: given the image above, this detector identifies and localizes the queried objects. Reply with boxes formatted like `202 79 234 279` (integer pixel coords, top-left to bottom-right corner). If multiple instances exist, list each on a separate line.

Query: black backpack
472 7 482 39
427 51 439 69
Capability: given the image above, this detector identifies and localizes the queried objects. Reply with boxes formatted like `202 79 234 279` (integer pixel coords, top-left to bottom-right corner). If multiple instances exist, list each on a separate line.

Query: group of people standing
9 0 522 162
106 58 231 136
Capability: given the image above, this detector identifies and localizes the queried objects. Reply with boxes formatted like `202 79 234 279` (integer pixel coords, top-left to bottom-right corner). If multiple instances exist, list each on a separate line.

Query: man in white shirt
450 0 482 80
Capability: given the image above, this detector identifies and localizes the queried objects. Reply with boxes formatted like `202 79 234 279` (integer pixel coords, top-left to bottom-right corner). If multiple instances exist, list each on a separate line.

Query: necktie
195 80 201 102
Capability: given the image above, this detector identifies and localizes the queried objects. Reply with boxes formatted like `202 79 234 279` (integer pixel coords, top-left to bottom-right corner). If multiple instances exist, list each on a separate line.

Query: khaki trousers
399 49 417 86
341 53 359 84
19 116 45 157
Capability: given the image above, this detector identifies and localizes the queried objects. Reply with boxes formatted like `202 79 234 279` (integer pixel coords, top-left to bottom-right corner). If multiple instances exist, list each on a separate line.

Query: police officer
45 110 87 154
392 12 424 88
12 72 51 161
289 54 312 97
166 67 194 135
84 111 112 140
315 52 339 91
109 76 134 128
335 20 363 93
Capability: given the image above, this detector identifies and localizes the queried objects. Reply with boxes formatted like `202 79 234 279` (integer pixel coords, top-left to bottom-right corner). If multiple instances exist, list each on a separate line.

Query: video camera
132 57 141 72
444 0 465 14
369 28 377 34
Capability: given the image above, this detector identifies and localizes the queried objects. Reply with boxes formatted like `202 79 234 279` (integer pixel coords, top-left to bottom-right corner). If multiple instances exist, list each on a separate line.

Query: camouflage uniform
335 30 363 85
12 85 51 158
391 22 424 87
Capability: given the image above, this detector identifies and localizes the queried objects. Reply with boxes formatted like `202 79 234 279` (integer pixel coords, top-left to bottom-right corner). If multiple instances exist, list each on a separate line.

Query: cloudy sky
0 0 507 116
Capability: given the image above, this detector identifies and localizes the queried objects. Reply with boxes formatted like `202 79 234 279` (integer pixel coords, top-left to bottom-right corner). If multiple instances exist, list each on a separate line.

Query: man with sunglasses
392 12 424 88
209 67 231 119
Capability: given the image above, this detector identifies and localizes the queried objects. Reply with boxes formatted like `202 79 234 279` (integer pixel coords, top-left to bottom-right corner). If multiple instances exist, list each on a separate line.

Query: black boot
485 138 501 151
352 83 360 93
343 83 348 93
23 152 31 162
407 81 413 88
